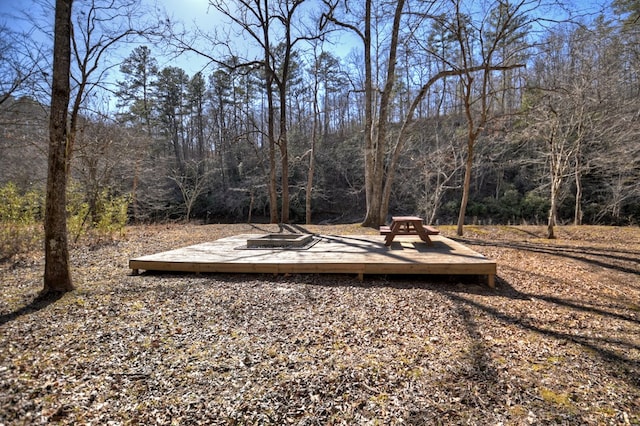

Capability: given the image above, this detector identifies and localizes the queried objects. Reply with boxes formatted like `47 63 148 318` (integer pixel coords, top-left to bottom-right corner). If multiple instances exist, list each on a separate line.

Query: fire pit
246 233 314 249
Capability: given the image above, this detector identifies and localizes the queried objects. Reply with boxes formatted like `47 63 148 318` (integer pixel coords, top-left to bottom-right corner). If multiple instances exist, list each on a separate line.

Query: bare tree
74 117 131 225
322 0 530 228
0 23 44 106
451 0 531 236
169 160 212 222
66 0 155 168
525 23 610 237
323 0 406 227
305 45 322 224
44 0 74 293
40 0 158 292
115 45 159 222
419 129 465 224
166 0 318 223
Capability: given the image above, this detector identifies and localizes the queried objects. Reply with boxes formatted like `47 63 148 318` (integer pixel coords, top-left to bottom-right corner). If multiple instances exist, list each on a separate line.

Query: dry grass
1 223 639 425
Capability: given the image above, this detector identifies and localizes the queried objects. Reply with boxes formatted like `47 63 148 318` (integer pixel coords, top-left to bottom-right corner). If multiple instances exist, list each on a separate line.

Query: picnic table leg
385 232 395 246
414 222 433 246
385 222 401 246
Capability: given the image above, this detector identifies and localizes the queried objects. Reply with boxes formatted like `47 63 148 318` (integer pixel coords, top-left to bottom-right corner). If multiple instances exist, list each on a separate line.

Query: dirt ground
1 223 639 425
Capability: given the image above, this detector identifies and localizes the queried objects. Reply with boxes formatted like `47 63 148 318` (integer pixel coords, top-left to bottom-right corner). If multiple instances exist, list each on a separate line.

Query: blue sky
0 0 342 77
0 0 216 75
1 0 610 58
1 0 612 104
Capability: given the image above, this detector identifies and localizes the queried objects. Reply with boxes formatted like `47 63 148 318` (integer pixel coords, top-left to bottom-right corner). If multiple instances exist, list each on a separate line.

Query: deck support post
487 274 495 288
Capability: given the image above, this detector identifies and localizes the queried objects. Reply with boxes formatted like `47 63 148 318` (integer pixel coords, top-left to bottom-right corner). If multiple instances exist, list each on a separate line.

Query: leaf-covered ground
1 224 639 425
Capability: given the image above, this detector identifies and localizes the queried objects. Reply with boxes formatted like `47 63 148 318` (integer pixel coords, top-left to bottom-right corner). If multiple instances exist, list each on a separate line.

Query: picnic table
379 216 440 246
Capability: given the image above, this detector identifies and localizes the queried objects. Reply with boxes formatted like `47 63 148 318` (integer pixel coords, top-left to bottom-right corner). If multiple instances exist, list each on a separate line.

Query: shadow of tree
456 237 640 276
439 285 639 391
0 291 64 326
446 233 639 384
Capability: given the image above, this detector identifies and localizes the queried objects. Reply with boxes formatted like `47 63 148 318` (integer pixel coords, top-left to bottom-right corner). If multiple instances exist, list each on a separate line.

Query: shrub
522 191 549 223
0 182 42 223
0 183 43 260
0 182 131 260
94 190 130 238
67 184 91 242
67 184 130 243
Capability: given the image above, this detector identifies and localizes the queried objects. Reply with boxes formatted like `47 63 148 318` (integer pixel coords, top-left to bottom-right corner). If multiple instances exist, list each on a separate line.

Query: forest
1 0 639 238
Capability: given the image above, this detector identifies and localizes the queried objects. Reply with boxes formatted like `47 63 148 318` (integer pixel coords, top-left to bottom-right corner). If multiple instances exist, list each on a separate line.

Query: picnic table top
391 216 423 222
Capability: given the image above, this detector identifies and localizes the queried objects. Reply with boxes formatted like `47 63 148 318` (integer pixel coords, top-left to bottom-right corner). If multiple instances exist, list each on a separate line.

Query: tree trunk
457 142 474 237
547 190 558 239
44 0 74 294
305 146 316 225
267 108 278 224
306 65 320 225
262 0 278 224
279 134 290 223
132 162 140 222
457 72 477 237
548 176 560 239
428 173 443 225
574 152 582 225
361 0 375 227
279 85 290 223
362 0 404 227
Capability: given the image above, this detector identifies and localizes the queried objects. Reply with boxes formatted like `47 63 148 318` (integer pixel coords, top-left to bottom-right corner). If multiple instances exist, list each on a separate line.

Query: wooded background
1 0 639 230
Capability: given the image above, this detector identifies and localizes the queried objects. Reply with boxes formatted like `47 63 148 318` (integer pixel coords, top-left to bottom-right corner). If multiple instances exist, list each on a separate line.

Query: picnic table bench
380 216 439 246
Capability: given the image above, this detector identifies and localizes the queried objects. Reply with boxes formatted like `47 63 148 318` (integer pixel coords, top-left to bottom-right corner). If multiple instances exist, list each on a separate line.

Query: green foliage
0 182 42 223
0 183 43 260
95 191 130 237
66 184 90 241
462 188 551 225
0 182 130 260
522 191 549 222
67 184 130 242
539 388 574 408
467 201 489 219
488 188 523 223
441 200 461 222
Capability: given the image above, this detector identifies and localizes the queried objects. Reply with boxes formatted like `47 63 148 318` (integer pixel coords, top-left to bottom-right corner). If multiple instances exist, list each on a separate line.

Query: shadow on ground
0 291 64 326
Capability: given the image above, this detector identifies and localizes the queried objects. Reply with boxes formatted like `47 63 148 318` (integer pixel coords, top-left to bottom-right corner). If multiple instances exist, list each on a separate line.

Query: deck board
129 234 497 287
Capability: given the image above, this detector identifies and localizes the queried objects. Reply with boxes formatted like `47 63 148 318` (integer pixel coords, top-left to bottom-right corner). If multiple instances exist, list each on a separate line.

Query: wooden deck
129 234 497 287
